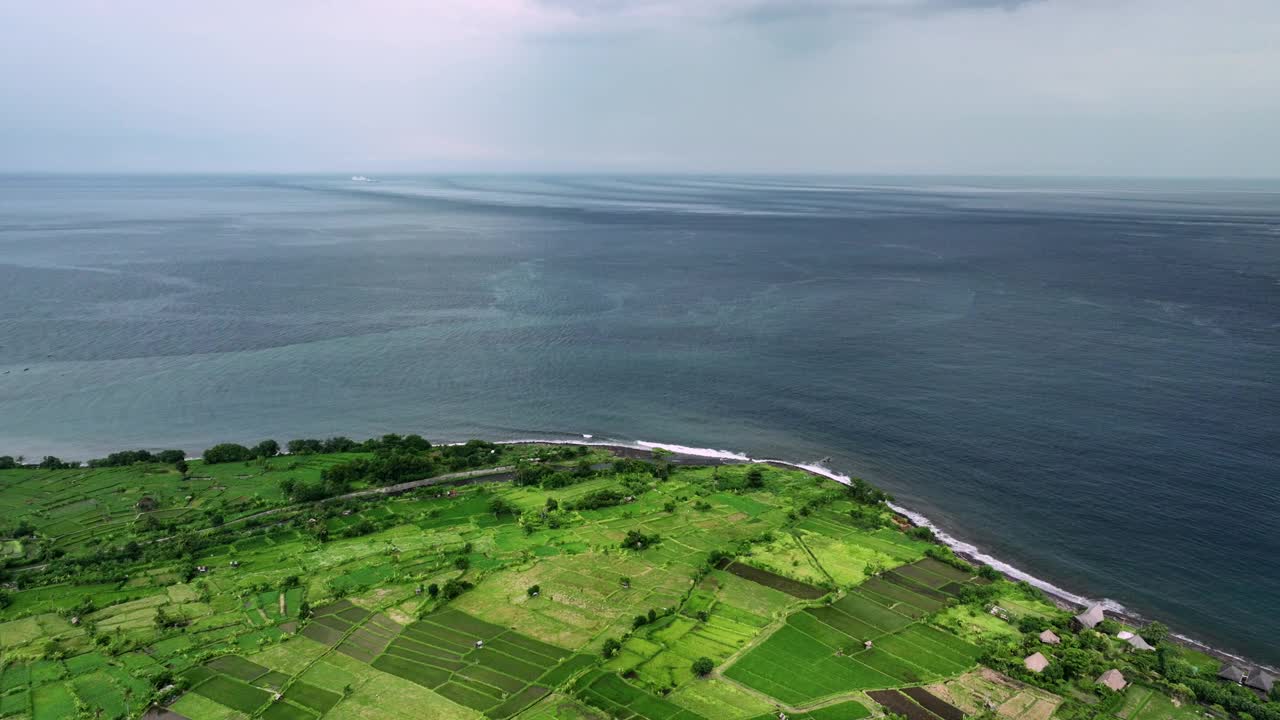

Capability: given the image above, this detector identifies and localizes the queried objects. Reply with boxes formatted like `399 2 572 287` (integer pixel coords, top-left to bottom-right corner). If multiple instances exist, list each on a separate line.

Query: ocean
1 174 1277 663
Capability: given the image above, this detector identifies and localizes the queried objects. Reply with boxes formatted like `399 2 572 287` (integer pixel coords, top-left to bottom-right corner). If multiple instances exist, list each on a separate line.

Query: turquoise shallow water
0 174 1277 662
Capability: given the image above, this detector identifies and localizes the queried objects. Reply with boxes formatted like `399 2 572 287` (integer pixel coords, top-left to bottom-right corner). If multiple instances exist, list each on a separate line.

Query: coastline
488 435 1274 674
5 432 1270 673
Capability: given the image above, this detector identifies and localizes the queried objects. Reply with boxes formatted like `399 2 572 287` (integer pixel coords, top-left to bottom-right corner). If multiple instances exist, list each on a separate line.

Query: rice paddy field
0 444 1228 720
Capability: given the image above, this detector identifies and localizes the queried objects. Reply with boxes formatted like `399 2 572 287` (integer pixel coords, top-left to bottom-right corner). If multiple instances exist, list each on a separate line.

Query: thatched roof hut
1073 605 1105 630
1039 630 1061 645
1246 669 1274 694
1126 635 1154 652
1218 665 1246 684
1024 652 1049 673
1097 669 1127 692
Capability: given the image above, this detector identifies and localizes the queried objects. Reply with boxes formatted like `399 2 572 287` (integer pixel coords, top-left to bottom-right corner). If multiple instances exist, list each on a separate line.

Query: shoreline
489 435 1275 674
5 432 1271 672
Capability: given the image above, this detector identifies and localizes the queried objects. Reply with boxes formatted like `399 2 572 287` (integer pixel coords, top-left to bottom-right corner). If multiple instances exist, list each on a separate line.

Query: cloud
0 0 1276 175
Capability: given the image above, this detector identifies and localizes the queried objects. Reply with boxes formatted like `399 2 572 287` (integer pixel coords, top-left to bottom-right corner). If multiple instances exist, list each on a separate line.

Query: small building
1073 605 1105 631
1097 669 1127 692
1039 630 1061 645
1245 669 1274 696
1218 665 1246 684
1126 635 1154 652
229 560 240 568
196 565 208 573
475 640 484 649
1116 630 1134 640
1024 652 1049 673
864 640 873 650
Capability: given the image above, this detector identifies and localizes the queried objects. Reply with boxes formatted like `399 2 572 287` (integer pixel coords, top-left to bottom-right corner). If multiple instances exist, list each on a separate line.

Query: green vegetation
0 441 1270 720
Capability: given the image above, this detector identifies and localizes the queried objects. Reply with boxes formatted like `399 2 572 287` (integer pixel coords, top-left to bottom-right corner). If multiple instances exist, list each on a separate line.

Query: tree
544 497 559 511
602 638 621 658
1142 621 1169 645
174 460 189 474
745 467 765 489
650 448 673 479
0 456 17 470
252 439 280 458
202 443 253 464
155 449 186 464
40 455 70 470
427 583 440 598
691 657 715 676
527 584 541 597
977 564 1001 581
453 556 470 571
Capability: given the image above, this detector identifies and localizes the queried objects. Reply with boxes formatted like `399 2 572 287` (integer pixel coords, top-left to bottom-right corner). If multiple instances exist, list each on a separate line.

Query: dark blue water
1 175 1277 662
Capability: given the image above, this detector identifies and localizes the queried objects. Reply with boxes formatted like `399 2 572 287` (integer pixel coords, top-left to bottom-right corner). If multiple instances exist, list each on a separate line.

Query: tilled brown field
903 686 966 720
869 689 943 720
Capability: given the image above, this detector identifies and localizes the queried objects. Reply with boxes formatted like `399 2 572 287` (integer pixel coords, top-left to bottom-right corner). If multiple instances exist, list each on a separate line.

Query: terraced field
0 442 1218 720
724 559 984 705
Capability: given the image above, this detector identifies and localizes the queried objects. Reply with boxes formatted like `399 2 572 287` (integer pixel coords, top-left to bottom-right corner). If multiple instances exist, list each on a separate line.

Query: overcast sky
1 0 1277 175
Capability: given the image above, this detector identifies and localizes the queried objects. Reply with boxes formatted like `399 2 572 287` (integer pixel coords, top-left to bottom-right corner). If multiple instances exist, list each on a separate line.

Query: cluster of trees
1179 676 1280 720
621 530 660 550
0 455 74 470
423 578 472 602
202 440 279 464
513 458 596 489
285 437 360 455
0 445 192 468
1 448 191 471
631 607 667 629
279 475 352 503
570 488 628 511
844 476 889 505
294 437 503 502
321 453 436 490
88 449 186 467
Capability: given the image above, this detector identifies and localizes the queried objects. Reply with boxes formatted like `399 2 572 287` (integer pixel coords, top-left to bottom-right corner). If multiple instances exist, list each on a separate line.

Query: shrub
489 496 518 516
907 525 935 541
440 578 472 600
978 564 1002 580
571 488 627 511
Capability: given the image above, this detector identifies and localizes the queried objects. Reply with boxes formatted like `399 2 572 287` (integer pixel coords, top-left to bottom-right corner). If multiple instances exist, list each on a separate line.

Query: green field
0 441 1241 720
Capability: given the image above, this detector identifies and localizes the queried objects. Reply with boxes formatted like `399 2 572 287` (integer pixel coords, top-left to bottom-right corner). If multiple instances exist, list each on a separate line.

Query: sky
1 0 1277 175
